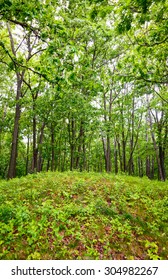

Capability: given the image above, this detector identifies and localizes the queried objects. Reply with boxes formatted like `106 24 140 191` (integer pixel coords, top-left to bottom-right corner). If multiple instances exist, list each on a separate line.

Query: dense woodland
0 0 168 261
0 0 168 180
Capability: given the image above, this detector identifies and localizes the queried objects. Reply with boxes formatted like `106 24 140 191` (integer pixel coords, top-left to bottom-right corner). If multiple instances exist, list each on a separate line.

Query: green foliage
1 5 168 229
0 204 15 223
0 172 167 259
0 0 167 182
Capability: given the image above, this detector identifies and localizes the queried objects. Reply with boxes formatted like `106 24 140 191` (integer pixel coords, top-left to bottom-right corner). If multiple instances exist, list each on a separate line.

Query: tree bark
148 110 165 181
114 138 118 174
51 125 55 172
7 23 25 179
26 134 30 175
37 122 45 172
102 90 112 172
138 157 143 177
8 73 23 179
68 116 76 171
32 110 38 172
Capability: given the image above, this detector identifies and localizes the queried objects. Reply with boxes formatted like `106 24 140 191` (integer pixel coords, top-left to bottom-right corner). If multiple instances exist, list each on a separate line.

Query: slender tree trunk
117 137 123 172
146 156 151 179
128 113 142 175
102 135 111 172
128 97 135 175
82 141 86 171
151 156 154 179
76 130 82 170
121 109 127 172
61 147 66 172
114 138 118 174
8 73 23 179
157 120 167 180
158 145 166 181
148 110 165 181
37 122 45 172
47 158 50 171
32 111 38 172
102 90 112 172
7 23 25 179
8 101 21 179
70 145 75 171
106 135 111 172
145 113 151 179
51 126 55 171
26 134 30 175
122 134 126 172
75 120 86 170
68 116 76 171
138 157 143 177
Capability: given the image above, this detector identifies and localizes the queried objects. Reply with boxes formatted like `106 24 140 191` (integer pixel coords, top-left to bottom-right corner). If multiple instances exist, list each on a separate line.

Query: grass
0 171 168 260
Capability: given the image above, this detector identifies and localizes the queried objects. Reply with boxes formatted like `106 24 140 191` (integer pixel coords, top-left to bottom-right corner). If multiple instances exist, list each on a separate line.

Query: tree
0 0 167 180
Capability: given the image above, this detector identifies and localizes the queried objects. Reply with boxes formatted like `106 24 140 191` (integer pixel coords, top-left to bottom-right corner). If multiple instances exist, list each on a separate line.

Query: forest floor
0 171 168 260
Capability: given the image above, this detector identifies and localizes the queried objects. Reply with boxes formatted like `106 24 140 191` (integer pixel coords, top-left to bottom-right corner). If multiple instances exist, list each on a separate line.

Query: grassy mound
0 172 167 260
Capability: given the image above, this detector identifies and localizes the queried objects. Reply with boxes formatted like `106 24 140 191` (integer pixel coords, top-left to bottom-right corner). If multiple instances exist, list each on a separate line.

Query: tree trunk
8 73 23 179
114 138 118 174
37 122 45 172
32 111 38 172
122 134 126 172
158 145 166 181
70 145 75 171
128 97 135 175
76 120 86 171
68 116 76 171
102 135 111 172
47 158 50 171
106 135 111 172
102 90 112 172
146 156 151 179
117 137 123 172
51 126 55 171
148 110 165 181
7 24 25 179
8 102 21 179
138 157 143 177
26 134 30 175
151 156 154 179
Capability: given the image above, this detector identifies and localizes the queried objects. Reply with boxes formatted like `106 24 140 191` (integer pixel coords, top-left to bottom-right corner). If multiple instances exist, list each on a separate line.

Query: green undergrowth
0 171 167 260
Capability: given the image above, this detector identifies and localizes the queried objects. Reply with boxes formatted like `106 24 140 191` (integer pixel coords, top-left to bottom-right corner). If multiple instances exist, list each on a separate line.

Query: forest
0 0 168 260
0 0 167 180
